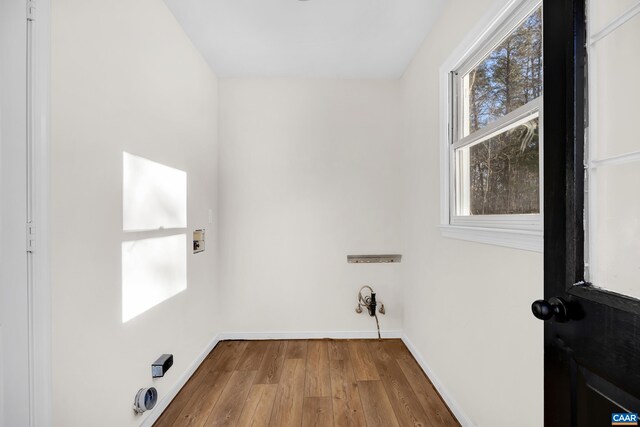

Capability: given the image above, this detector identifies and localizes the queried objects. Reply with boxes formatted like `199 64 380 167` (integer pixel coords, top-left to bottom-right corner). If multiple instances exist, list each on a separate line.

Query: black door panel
542 0 640 425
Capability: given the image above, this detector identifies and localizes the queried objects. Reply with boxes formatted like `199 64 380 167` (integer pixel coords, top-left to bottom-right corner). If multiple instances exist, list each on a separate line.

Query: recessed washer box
193 229 205 254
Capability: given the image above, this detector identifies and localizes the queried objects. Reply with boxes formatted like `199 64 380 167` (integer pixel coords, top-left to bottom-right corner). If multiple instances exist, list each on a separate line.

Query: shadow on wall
121 152 188 322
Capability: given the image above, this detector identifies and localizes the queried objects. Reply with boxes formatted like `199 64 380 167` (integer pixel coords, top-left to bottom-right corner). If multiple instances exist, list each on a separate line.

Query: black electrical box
152 354 173 378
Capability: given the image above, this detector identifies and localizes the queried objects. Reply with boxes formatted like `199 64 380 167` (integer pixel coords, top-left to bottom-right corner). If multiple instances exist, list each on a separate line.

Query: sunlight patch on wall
122 152 188 323
123 152 187 231
122 234 187 322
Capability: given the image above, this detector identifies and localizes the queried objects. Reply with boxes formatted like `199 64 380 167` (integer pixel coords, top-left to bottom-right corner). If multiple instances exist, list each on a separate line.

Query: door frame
542 0 585 297
20 0 52 425
542 1 586 422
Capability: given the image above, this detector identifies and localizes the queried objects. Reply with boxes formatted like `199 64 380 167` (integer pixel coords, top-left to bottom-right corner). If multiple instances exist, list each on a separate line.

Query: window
585 1 640 298
440 0 543 251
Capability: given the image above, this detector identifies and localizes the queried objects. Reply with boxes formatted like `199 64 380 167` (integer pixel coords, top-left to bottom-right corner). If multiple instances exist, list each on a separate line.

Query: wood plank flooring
153 339 459 427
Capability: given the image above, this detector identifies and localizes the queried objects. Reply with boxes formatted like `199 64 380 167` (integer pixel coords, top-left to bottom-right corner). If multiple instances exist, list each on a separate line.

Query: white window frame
439 0 543 252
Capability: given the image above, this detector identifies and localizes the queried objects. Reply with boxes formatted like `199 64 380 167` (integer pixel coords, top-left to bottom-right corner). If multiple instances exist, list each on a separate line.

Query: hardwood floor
153 339 459 427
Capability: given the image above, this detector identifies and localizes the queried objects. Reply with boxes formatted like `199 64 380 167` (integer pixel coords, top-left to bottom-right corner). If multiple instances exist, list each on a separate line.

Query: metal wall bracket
347 254 401 264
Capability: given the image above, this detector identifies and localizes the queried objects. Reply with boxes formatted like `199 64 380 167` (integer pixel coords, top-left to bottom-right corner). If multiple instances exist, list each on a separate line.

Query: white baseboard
219 330 403 340
140 333 222 427
401 333 475 427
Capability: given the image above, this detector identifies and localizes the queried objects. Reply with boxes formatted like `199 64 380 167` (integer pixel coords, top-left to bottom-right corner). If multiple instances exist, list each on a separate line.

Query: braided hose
356 285 385 339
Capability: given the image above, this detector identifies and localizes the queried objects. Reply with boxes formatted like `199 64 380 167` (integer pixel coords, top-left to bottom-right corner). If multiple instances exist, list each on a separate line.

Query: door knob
531 297 569 322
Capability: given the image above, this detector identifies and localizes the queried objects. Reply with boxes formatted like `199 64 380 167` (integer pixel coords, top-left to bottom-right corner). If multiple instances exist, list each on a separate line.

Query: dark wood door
541 0 640 426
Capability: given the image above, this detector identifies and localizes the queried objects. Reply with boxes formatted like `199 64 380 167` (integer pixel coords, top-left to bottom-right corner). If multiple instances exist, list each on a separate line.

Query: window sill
439 224 543 252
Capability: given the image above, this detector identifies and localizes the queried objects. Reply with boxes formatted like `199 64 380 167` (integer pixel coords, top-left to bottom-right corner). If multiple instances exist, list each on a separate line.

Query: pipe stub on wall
133 387 158 414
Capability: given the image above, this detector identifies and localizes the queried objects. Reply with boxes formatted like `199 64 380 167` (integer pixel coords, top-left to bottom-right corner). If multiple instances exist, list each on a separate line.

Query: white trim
452 100 540 150
439 0 543 251
401 334 475 427
439 0 539 82
140 334 222 427
589 1 640 45
450 212 542 234
585 2 596 283
219 330 403 340
453 0 542 80
590 149 640 169
439 224 543 252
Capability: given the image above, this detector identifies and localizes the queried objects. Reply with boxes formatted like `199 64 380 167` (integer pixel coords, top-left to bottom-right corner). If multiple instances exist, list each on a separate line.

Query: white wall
399 0 544 426
48 0 545 424
51 0 221 425
218 79 403 336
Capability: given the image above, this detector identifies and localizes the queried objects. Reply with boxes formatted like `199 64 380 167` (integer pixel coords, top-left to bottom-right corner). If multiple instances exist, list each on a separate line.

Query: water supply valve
355 285 385 338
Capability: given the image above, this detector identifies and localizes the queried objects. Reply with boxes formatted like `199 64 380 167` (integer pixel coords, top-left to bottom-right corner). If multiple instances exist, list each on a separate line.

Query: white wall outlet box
193 229 205 254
